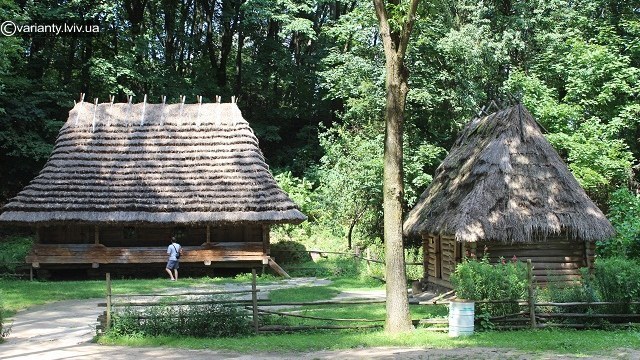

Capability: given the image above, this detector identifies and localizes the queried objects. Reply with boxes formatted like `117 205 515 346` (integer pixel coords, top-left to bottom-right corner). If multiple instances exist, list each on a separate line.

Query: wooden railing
26 242 267 266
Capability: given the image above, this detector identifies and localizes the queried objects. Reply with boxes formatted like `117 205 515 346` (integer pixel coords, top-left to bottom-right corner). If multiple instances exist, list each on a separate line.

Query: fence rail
99 257 640 334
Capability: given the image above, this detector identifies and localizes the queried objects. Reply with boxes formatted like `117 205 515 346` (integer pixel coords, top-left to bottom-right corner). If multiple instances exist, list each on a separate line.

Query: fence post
106 272 112 332
251 268 259 333
527 259 536 329
366 248 371 272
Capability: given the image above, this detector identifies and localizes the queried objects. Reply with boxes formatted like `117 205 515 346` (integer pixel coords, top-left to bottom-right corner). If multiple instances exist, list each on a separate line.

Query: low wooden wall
26 242 267 266
422 233 595 288
475 238 595 283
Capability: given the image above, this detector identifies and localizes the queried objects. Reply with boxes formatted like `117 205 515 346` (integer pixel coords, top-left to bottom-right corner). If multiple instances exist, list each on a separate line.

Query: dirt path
0 279 637 360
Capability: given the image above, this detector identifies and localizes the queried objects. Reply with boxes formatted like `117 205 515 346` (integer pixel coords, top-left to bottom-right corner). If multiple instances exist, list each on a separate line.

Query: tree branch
373 0 393 53
398 0 420 57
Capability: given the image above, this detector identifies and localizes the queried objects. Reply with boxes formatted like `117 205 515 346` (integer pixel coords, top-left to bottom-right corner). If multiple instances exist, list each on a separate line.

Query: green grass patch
268 286 340 303
0 274 279 317
97 328 640 354
262 303 447 327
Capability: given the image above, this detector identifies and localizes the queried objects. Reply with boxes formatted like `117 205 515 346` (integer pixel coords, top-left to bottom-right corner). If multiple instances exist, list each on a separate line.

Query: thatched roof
0 100 307 225
403 104 614 243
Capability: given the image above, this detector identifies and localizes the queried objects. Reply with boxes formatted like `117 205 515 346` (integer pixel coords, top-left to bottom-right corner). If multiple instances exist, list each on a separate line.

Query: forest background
0 0 638 258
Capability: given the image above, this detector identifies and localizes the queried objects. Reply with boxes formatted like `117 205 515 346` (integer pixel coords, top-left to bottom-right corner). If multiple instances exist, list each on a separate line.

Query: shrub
543 269 601 324
450 255 528 324
0 235 34 273
109 302 252 338
270 240 312 265
592 257 640 314
602 188 640 259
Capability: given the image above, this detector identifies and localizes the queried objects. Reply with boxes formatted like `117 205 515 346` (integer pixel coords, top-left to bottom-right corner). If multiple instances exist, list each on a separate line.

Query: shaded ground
1 278 638 359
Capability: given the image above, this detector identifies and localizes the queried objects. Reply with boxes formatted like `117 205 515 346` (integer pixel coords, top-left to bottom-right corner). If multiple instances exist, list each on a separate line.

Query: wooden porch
26 242 289 277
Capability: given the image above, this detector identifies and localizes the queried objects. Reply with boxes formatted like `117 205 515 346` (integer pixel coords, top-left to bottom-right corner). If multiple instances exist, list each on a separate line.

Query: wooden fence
98 259 640 334
97 269 450 334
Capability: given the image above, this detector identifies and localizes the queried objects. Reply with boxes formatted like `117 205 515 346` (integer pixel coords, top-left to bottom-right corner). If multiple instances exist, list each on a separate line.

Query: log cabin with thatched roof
0 95 306 277
403 103 614 288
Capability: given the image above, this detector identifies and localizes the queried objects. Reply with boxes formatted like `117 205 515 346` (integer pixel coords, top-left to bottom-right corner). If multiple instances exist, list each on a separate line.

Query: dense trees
0 0 638 255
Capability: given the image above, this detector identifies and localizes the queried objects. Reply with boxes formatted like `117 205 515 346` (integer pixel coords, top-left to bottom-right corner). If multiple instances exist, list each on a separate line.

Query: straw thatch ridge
403 104 614 243
0 102 307 225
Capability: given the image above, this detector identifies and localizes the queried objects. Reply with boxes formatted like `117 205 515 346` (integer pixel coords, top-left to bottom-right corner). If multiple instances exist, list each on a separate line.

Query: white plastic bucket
448 300 474 337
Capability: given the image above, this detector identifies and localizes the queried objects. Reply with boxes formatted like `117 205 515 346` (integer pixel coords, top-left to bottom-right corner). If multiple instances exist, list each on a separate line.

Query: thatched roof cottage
0 97 306 276
403 103 614 287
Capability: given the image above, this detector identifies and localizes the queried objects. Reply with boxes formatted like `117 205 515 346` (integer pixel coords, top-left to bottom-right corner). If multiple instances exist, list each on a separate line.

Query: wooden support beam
262 225 270 255
206 225 211 244
94 226 100 245
106 272 112 332
268 258 290 278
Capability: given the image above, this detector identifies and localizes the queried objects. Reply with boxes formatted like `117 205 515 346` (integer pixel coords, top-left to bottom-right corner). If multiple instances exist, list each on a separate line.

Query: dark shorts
166 260 179 270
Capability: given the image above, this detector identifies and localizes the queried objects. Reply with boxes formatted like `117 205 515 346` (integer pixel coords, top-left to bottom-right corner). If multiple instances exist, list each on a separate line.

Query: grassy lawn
0 274 279 317
4 273 640 356
97 328 640 354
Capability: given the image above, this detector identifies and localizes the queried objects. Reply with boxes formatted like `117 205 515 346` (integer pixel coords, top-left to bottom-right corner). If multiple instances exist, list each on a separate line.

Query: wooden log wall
474 237 594 283
422 233 594 287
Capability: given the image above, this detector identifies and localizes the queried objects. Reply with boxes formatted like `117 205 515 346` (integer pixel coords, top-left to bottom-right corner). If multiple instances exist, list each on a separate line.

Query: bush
0 235 34 273
602 188 640 259
543 269 601 324
592 257 640 314
270 240 312 265
450 255 528 324
109 302 252 338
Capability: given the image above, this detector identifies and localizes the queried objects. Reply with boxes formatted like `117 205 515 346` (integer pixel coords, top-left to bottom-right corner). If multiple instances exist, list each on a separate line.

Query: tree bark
373 0 420 334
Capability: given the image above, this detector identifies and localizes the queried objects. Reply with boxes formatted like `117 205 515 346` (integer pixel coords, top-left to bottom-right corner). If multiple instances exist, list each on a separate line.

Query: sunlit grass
0 274 278 317
97 328 640 354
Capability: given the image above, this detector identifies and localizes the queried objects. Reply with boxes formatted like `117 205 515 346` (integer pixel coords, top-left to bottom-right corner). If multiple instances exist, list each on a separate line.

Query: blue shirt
167 243 182 261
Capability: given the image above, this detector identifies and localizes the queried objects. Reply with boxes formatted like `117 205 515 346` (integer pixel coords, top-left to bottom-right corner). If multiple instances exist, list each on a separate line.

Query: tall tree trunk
201 0 219 74
163 0 178 70
373 0 420 334
235 9 244 96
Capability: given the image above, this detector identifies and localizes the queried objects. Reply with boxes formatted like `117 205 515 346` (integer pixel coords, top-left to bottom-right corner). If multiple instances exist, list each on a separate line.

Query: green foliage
109 303 252 338
541 258 640 322
0 293 8 340
0 235 33 273
450 255 528 326
592 257 640 314
270 240 312 265
603 188 640 258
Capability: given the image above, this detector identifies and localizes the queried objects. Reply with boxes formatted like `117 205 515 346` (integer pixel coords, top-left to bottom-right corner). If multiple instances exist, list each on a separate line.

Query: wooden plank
532 269 582 275
26 242 267 264
488 256 586 263
483 249 584 257
528 262 582 269
268 258 290 278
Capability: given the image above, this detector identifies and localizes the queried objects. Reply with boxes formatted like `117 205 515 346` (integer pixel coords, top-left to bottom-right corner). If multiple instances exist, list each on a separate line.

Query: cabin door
434 236 442 279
